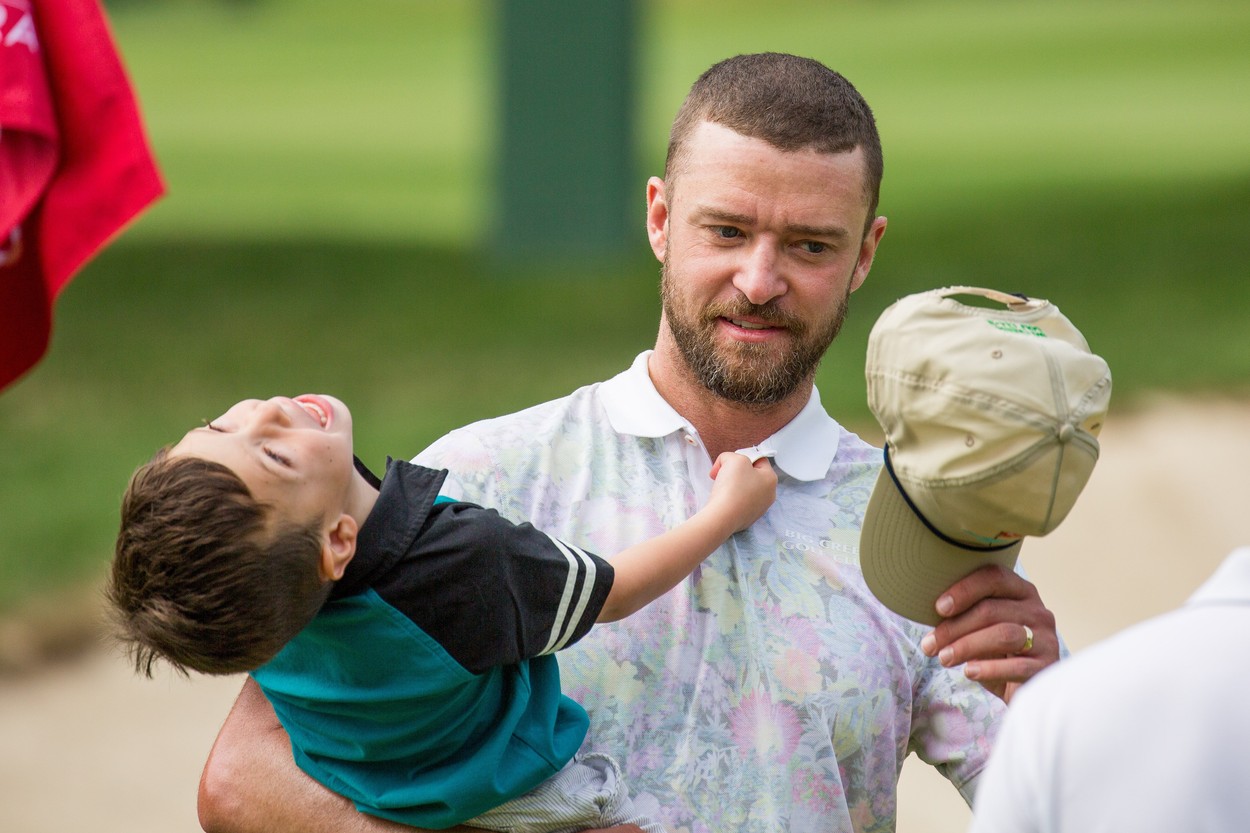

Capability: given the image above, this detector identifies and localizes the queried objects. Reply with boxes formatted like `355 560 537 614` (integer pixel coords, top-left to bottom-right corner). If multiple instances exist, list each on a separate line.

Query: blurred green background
2 0 1248 617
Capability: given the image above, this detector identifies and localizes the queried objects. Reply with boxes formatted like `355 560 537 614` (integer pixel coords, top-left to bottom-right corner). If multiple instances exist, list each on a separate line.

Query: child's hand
708 451 777 532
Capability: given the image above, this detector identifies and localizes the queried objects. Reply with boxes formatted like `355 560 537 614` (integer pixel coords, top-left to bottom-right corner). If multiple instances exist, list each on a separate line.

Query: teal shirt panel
252 588 590 828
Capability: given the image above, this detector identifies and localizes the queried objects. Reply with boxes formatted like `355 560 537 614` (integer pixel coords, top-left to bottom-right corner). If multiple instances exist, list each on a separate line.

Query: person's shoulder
834 423 881 463
1013 608 1186 712
412 379 615 505
420 381 606 457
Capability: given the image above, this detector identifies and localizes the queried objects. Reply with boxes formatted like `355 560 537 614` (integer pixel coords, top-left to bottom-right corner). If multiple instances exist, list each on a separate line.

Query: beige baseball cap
860 286 1111 625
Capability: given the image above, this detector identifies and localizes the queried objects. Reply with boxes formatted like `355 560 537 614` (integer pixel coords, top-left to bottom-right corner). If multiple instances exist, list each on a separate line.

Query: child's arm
597 451 776 622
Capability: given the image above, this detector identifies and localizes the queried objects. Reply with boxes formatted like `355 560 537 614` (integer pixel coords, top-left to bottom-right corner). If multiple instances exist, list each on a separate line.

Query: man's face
648 121 886 407
169 394 356 529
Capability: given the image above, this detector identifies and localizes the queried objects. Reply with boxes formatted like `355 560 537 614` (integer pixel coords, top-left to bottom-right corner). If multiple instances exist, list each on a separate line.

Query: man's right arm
198 677 447 833
198 678 643 833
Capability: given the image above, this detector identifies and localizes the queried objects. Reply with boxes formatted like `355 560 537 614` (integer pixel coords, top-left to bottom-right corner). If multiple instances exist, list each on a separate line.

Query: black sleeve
374 500 615 675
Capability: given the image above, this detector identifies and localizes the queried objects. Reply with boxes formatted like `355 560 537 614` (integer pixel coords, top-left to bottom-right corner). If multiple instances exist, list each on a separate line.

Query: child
108 393 775 832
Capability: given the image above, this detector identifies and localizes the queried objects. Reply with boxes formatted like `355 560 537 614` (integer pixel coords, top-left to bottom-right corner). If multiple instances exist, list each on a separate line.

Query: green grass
1 0 1248 612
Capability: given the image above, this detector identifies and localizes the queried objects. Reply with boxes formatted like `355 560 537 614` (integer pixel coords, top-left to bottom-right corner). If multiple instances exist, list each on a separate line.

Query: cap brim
860 466 1022 626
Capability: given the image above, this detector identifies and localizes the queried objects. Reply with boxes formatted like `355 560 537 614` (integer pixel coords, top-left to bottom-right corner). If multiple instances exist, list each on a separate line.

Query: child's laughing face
170 394 356 530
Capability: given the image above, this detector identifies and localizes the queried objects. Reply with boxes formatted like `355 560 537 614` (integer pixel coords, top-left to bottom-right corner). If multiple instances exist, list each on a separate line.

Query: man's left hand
919 564 1058 703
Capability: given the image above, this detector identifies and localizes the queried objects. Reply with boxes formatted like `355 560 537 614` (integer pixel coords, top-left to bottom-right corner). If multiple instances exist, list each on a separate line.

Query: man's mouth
729 318 773 331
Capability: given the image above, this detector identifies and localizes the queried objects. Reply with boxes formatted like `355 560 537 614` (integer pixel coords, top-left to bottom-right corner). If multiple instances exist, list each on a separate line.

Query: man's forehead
675 123 869 200
674 131 870 226
684 120 866 167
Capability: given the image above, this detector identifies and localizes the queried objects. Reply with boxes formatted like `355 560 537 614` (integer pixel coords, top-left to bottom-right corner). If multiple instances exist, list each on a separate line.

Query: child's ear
318 514 358 582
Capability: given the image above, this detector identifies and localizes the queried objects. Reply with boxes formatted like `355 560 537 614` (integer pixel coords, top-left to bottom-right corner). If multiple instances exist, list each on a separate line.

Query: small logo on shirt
782 529 859 565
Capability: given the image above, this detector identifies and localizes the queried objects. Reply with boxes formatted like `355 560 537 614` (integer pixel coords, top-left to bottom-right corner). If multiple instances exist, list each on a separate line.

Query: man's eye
800 241 827 254
264 447 292 467
714 226 742 239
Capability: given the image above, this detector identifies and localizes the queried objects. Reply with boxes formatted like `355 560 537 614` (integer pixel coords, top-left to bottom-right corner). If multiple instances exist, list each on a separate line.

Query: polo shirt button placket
680 428 715 507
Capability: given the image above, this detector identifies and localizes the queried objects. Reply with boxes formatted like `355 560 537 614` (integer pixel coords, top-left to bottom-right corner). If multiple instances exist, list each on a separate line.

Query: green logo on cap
987 320 1046 337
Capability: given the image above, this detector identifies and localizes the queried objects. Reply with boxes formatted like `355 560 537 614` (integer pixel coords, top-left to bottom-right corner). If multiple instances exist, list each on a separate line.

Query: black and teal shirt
250 458 615 828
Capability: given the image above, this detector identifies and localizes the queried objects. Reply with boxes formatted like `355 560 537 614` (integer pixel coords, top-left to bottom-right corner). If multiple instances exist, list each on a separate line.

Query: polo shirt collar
599 351 841 482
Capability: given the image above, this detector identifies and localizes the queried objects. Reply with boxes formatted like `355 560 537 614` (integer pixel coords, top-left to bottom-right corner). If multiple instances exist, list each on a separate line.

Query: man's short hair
108 451 329 677
665 52 884 227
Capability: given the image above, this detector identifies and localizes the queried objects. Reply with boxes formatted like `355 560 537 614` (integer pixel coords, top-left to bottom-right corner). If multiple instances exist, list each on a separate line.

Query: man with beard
198 53 1060 833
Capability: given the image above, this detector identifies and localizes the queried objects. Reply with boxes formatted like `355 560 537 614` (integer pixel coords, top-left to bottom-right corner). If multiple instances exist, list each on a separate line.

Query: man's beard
660 262 850 408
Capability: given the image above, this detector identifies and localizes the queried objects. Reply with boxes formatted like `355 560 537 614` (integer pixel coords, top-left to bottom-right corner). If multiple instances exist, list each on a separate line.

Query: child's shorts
465 751 664 833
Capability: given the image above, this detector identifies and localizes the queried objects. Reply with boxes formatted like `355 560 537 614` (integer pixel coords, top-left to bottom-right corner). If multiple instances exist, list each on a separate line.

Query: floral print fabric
414 358 1002 833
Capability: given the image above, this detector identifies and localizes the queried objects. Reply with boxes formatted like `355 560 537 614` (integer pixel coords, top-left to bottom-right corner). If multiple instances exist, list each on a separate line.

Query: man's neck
646 348 812 459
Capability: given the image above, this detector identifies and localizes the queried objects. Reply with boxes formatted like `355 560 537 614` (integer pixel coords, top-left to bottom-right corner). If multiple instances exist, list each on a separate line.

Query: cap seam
869 369 1069 432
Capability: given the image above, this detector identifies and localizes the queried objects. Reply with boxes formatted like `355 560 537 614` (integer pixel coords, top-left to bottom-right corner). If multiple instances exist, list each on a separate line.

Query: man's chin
705 366 805 408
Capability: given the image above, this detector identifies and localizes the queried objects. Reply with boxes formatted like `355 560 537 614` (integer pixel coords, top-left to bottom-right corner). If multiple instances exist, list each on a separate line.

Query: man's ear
318 514 358 582
850 215 888 293
645 176 669 263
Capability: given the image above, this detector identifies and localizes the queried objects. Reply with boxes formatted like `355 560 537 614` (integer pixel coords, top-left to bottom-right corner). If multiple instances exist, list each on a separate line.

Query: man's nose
732 242 786 306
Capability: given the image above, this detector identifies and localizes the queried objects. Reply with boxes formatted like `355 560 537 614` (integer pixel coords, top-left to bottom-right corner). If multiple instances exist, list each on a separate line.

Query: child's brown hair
108 451 330 676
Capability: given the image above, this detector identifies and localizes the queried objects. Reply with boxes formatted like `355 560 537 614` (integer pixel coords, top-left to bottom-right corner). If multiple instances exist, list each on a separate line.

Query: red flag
0 0 164 391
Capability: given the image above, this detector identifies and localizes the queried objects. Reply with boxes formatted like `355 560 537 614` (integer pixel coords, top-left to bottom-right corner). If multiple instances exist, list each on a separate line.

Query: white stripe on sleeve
538 536 598 655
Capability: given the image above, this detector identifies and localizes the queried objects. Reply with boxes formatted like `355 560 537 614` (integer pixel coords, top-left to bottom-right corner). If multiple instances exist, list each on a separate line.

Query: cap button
1058 422 1076 443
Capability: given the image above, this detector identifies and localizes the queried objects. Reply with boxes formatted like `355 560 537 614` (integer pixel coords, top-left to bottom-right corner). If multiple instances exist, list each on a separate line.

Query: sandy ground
2 396 1246 833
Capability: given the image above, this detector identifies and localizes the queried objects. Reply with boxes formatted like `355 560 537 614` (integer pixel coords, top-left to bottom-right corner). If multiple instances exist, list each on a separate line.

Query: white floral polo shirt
414 352 1002 833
